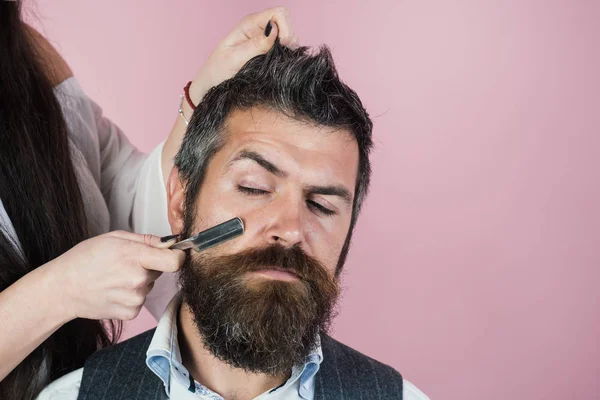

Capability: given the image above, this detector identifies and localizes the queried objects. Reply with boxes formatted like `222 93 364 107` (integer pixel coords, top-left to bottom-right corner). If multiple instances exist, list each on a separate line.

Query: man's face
169 107 359 374
184 107 359 275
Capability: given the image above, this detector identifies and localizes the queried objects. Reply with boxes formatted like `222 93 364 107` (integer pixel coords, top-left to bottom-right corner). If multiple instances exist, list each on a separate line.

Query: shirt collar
145 293 323 399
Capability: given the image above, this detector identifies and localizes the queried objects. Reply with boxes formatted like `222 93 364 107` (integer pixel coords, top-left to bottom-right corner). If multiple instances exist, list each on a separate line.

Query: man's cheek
309 232 345 274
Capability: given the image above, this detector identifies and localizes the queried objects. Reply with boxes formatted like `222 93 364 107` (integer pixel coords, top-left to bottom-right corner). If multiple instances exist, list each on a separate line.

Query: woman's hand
47 231 184 321
188 7 297 104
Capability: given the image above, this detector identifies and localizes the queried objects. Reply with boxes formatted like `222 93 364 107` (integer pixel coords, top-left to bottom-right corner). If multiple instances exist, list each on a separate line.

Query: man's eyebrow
228 150 287 177
306 185 353 206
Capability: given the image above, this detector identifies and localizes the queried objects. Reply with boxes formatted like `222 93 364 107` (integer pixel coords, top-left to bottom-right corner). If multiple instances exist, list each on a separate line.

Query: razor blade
169 217 244 252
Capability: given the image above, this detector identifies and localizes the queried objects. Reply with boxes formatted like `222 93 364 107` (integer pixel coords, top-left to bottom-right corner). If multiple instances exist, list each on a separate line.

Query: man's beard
178 240 340 376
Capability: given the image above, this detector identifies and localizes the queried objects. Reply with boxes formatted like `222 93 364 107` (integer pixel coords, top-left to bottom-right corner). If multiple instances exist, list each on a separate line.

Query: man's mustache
195 244 329 284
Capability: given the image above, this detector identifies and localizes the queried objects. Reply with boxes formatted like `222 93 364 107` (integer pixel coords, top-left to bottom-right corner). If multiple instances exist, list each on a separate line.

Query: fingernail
264 20 273 37
160 234 179 243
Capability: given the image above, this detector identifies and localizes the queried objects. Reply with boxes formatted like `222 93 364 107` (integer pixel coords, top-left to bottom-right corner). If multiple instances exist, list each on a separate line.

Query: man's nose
264 197 306 248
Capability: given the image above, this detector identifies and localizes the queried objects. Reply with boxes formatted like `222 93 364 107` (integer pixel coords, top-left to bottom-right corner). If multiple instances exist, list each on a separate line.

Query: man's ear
167 166 185 234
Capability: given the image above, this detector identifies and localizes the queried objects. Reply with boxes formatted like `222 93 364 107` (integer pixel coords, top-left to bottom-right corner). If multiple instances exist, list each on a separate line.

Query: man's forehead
222 107 359 165
218 107 358 183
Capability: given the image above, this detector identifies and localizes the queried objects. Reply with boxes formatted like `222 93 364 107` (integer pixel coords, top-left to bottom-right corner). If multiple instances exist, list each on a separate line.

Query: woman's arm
0 231 184 382
0 263 70 381
161 7 297 184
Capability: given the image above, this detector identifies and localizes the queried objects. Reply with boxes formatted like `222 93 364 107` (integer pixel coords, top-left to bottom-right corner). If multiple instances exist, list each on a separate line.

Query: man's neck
177 304 290 400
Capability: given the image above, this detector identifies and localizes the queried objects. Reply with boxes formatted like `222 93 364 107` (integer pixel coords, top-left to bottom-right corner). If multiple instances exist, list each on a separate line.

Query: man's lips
248 267 302 282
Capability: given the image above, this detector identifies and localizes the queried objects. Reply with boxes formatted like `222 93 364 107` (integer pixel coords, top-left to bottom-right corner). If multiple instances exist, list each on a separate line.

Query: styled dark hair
0 2 119 399
175 41 373 273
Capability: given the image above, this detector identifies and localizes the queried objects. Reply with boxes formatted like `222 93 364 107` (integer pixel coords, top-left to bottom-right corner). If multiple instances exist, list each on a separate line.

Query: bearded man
38 41 428 400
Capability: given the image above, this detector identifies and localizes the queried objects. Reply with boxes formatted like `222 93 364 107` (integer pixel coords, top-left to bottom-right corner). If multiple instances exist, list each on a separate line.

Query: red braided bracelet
183 81 197 110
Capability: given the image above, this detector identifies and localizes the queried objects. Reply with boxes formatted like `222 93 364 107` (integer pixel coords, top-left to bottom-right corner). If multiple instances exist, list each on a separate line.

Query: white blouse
0 77 177 319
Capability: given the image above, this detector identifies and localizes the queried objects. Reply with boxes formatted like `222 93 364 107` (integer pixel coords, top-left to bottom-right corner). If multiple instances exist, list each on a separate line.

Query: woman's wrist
189 66 219 105
38 259 76 325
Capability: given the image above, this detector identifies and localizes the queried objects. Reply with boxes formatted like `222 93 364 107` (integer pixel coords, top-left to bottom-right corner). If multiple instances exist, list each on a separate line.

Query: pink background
30 1 600 398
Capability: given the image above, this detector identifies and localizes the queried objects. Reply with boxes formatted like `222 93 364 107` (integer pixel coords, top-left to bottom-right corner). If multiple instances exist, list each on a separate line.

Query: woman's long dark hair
0 2 120 399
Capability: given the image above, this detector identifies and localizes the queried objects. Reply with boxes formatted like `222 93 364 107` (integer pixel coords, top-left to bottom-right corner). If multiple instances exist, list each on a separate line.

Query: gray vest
77 329 403 400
